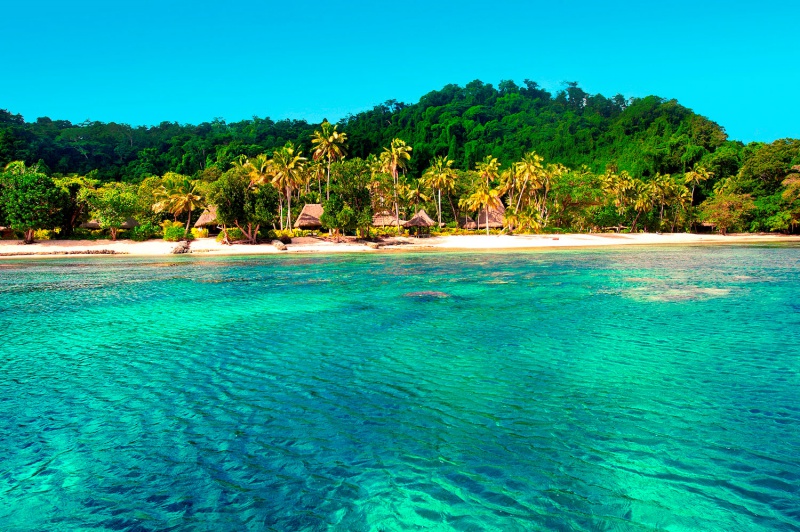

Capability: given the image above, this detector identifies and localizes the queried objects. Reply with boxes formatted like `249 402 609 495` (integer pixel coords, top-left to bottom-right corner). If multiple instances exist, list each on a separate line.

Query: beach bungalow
403 209 435 237
194 205 219 230
476 203 506 230
294 204 324 230
372 211 406 227
458 215 478 230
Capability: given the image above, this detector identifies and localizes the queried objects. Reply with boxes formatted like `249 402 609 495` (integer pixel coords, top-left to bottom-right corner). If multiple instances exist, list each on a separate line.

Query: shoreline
1 233 799 259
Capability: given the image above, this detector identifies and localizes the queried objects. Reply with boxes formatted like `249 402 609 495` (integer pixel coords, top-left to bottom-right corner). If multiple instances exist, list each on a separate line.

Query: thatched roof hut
80 218 139 229
403 209 435 228
459 215 477 230
194 205 218 227
294 204 324 229
476 203 505 229
372 211 405 227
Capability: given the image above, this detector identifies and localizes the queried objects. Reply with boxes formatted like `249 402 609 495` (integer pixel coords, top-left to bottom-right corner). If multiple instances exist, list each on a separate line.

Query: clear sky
1 0 797 143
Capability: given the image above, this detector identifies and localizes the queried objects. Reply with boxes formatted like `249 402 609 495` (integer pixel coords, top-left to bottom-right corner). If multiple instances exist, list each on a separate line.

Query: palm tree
513 151 544 214
684 165 714 205
306 159 325 195
601 170 636 219
475 155 500 186
672 186 693 231
405 179 431 216
630 179 655 232
270 142 307 230
245 153 271 187
460 181 503 236
311 120 348 201
380 138 413 232
651 173 674 228
154 174 205 231
421 156 457 228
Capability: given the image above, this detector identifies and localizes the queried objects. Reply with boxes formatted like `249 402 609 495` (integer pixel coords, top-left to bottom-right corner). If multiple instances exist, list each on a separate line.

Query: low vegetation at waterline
1 79 799 242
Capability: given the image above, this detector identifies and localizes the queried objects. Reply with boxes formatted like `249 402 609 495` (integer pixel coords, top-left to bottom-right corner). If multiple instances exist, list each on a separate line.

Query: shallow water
1 246 799 531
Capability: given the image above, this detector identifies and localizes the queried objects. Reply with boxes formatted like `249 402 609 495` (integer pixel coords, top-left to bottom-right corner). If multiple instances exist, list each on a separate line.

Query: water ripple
1 246 799 530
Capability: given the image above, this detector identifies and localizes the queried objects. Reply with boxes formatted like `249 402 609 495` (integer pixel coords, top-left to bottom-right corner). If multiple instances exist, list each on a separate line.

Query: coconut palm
380 138 413 231
513 151 544 214
311 120 348 201
405 179 431 216
651 173 674 227
270 142 307 230
630 179 655 232
245 153 271 187
421 156 457 228
475 155 500 186
684 165 714 205
153 174 205 231
306 159 325 195
460 181 503 236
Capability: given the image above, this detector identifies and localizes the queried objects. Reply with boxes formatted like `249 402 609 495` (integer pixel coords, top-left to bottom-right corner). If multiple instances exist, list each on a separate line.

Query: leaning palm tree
380 138 413 232
421 156 457 228
159 176 205 231
153 172 189 221
270 142 307 230
684 165 714 205
512 151 545 216
460 181 503 236
311 120 348 200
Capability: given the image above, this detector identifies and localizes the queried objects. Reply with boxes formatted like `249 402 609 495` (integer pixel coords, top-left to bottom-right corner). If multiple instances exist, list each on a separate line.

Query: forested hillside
0 79 734 181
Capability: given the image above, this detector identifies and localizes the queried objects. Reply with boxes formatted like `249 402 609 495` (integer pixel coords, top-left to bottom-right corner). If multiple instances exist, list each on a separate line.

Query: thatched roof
194 205 218 227
373 211 405 227
80 218 138 229
476 203 505 229
459 215 477 230
294 203 324 229
403 209 435 228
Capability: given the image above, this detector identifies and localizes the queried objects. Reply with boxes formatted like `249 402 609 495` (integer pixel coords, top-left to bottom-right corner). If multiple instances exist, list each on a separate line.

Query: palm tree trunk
486 206 490 236
393 171 400 234
515 177 529 213
326 158 331 201
185 207 193 232
438 189 442 229
278 199 284 231
448 192 458 222
286 187 292 230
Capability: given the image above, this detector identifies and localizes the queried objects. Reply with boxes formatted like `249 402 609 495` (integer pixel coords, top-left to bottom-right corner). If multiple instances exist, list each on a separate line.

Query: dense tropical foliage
1 79 799 241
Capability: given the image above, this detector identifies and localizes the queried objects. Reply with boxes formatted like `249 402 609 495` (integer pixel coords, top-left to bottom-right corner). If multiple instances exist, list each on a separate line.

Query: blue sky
1 0 797 142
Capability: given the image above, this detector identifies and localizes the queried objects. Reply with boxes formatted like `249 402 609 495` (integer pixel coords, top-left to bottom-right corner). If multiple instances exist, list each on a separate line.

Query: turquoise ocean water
1 246 798 531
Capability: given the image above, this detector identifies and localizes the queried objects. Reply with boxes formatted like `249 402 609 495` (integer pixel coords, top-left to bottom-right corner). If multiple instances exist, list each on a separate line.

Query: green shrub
130 222 160 242
216 227 244 241
163 226 194 242
191 227 209 239
34 229 56 240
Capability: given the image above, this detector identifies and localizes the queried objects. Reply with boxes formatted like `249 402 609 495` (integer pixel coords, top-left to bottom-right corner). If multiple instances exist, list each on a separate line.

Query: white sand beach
0 232 798 258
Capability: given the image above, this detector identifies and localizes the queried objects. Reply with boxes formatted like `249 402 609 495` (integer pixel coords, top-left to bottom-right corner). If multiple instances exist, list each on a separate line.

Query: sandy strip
0 233 798 259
